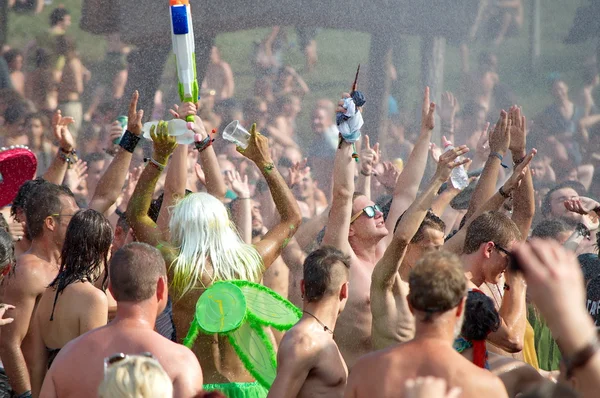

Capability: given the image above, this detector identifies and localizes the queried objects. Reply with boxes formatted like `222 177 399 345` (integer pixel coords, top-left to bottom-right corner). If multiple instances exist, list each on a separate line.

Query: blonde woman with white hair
127 109 302 398
98 353 173 398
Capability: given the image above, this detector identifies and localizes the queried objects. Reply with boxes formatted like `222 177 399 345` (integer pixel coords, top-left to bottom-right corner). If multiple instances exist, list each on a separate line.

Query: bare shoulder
467 367 508 398
279 327 320 363
4 254 48 293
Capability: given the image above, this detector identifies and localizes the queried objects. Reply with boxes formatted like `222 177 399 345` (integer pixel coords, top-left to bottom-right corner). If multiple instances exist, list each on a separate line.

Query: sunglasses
350 204 382 224
493 243 521 272
103 352 155 374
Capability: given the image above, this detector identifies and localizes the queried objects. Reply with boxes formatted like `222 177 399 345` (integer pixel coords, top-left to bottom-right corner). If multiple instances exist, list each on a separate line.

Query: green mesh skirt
203 381 268 398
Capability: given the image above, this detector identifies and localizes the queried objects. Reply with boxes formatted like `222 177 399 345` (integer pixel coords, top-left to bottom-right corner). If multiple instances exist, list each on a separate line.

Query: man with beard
346 251 507 398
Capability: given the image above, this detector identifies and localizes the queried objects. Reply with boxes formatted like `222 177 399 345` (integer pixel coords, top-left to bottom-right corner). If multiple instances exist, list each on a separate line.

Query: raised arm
90 91 144 214
356 135 380 201
242 125 302 269
322 137 355 257
508 107 535 239
463 110 511 222
382 87 435 248
227 171 252 244
43 110 75 185
125 122 178 246
444 151 535 253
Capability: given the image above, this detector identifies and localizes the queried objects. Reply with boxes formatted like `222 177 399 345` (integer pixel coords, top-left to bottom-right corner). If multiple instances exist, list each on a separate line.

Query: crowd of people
1 2 600 398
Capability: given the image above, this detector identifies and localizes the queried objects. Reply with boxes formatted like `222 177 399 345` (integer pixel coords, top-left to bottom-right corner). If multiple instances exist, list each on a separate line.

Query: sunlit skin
547 187 582 224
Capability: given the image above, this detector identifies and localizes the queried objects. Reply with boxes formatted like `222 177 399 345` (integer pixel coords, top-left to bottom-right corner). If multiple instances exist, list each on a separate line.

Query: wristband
145 157 166 172
360 169 372 177
16 391 32 398
119 130 141 153
489 152 508 169
262 162 275 174
563 337 600 378
194 134 214 153
503 283 510 291
575 222 591 239
58 149 78 165
499 186 511 199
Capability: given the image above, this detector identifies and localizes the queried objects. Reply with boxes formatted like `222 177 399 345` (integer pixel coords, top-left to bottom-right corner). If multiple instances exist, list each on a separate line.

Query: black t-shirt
579 253 600 284
586 275 600 326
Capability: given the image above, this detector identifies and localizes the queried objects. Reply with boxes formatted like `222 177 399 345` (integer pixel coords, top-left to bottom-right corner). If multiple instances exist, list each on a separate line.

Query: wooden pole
364 31 393 146
0 0 8 48
420 35 446 146
529 0 541 74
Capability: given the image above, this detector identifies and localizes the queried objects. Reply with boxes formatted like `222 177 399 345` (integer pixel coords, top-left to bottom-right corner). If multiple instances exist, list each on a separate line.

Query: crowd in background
1 1 600 398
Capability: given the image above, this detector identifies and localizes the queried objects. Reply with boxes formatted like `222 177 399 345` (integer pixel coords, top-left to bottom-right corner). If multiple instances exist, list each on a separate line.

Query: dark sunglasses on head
103 352 155 374
350 204 382 224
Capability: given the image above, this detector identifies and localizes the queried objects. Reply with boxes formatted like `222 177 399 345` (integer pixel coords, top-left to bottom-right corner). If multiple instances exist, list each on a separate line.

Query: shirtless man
0 183 78 397
345 251 508 398
268 246 350 398
40 243 203 398
323 88 436 366
202 46 234 101
371 145 470 349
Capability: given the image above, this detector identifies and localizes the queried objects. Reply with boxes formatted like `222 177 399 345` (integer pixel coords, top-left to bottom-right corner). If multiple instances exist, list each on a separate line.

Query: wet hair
460 290 500 341
462 211 521 255
394 210 445 243
541 181 587 217
25 183 74 240
168 193 263 298
109 243 167 302
49 210 113 319
49 7 70 27
531 219 571 241
303 246 350 302
408 251 467 320
11 178 48 220
0 228 15 280
148 190 192 223
98 355 172 398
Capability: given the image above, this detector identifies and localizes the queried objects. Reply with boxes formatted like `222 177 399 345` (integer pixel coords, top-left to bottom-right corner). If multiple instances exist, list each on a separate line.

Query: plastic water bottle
443 141 469 190
142 119 195 145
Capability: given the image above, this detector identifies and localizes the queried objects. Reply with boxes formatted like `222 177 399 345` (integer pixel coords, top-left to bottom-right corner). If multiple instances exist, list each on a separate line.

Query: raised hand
360 135 380 175
0 304 15 326
150 121 177 163
237 124 273 168
225 170 250 199
508 105 526 156
501 149 536 195
488 110 511 155
437 91 458 127
287 158 309 188
375 161 400 191
421 86 436 131
194 163 206 186
187 116 209 141
63 159 89 195
475 122 491 159
122 166 143 206
127 90 144 137
104 120 124 156
169 102 198 121
429 143 442 163
564 196 600 216
52 110 75 152
434 144 470 182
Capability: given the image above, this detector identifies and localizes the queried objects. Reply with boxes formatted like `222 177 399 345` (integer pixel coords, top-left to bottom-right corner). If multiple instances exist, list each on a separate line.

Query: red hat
0 146 37 208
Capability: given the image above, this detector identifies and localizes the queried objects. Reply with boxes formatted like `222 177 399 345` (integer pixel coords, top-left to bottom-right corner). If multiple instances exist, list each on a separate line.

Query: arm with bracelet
90 91 143 215
126 121 178 247
462 110 511 223
43 110 77 185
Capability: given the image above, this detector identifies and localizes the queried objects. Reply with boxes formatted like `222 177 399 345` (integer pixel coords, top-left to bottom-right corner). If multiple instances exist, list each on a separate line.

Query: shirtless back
269 246 350 398
40 243 203 398
346 340 507 398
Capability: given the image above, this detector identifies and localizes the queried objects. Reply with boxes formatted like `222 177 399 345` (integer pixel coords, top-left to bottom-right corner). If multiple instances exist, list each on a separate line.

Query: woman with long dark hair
33 209 112 379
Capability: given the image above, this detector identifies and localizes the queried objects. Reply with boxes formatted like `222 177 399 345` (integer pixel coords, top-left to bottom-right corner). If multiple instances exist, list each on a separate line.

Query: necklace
303 310 334 336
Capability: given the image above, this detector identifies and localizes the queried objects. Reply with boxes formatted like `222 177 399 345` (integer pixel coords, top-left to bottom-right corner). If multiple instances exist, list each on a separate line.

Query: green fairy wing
183 282 247 348
228 321 277 389
231 280 302 331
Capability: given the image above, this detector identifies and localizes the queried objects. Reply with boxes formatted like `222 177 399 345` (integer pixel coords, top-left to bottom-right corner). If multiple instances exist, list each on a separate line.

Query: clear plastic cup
222 120 250 149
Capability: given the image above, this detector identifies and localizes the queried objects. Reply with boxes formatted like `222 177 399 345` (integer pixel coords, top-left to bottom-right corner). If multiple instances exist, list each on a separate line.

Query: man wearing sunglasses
40 243 203 398
323 88 437 367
